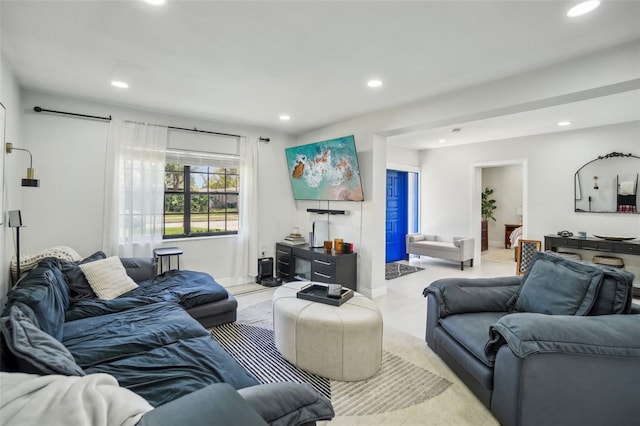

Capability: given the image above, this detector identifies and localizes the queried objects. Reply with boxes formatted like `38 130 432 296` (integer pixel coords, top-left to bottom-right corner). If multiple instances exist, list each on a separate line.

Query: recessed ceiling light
367 79 383 88
279 115 290 121
438 139 447 144
567 1 600 17
142 0 166 5
557 121 572 126
111 81 129 89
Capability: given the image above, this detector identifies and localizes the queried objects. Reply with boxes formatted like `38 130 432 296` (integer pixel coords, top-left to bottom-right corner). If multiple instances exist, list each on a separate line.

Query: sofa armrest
489 314 640 426
486 312 640 361
452 237 475 260
137 383 268 426
424 276 520 350
423 276 521 318
238 382 334 426
406 233 425 243
120 257 158 283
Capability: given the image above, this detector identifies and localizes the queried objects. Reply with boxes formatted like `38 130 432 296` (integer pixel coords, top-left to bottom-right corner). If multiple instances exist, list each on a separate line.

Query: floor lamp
8 210 24 282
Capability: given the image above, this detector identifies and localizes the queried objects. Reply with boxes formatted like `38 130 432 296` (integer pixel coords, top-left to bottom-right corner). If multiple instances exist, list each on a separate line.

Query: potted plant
481 187 497 251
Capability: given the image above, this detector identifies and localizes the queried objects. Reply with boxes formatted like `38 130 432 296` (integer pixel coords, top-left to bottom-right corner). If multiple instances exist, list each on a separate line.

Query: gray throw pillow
507 251 604 315
0 305 85 376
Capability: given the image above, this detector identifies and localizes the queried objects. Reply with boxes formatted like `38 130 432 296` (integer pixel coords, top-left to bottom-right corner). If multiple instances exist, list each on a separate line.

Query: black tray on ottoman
297 284 353 306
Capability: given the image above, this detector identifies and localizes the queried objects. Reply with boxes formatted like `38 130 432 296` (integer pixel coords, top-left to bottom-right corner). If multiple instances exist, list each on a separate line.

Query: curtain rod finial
259 137 270 143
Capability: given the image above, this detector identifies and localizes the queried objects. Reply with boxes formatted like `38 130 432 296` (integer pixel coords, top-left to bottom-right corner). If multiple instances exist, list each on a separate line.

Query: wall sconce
593 176 599 190
6 142 40 187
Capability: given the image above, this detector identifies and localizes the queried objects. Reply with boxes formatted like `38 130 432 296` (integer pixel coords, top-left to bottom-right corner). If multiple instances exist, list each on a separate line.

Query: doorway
385 170 418 263
472 160 527 265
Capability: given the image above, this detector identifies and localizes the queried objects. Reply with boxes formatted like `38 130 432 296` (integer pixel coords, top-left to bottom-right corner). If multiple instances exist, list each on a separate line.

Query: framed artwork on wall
0 102 5 225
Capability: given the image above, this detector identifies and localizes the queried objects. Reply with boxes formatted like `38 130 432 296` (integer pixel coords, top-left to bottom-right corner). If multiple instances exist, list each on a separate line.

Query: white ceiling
2 0 640 147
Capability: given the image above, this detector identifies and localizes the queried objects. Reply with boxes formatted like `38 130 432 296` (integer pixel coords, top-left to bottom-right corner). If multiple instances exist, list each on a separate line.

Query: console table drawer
311 270 335 283
581 240 614 251
553 238 581 248
613 242 640 255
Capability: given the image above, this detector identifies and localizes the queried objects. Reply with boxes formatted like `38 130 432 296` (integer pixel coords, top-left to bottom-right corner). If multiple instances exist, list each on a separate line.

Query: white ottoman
273 282 383 381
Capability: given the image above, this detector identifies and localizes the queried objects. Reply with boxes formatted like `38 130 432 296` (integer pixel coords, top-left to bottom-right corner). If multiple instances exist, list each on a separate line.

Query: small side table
154 247 183 274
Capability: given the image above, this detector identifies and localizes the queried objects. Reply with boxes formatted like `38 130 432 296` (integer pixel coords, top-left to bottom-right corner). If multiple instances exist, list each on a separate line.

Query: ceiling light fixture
111 81 129 89
567 1 600 17
438 139 447 144
557 121 572 126
279 115 290 121
142 0 166 5
367 79 383 88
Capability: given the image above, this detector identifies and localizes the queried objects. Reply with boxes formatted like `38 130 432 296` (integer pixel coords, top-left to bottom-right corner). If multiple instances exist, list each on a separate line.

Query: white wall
296 40 639 297
421 122 640 281
14 89 296 285
1 55 23 300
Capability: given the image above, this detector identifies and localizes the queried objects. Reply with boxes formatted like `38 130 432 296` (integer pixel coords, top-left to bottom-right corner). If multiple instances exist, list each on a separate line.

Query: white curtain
103 119 168 257
234 136 259 280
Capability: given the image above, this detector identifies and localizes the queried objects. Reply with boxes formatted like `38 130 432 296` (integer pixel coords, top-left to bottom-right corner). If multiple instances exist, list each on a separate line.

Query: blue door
386 170 408 263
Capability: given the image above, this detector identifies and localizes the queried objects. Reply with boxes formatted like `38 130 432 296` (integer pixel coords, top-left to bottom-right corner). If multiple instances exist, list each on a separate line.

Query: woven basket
592 255 625 268
557 252 582 261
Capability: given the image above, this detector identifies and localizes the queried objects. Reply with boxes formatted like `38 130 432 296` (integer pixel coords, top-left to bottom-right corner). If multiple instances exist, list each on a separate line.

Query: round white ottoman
273 282 383 382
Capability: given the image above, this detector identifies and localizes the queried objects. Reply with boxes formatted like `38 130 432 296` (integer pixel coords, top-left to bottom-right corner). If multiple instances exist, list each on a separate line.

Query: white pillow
79 256 138 300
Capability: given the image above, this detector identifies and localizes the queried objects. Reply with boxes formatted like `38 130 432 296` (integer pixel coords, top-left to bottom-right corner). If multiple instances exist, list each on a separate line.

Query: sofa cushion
588 264 634 315
63 302 210 367
120 257 158 283
61 251 106 302
0 305 85 376
79 256 139 300
439 312 509 367
3 258 70 341
507 251 603 315
412 240 459 253
84 335 259 407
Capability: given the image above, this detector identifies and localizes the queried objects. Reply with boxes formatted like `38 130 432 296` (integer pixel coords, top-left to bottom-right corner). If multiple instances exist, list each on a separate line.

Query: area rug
385 262 424 280
210 300 452 418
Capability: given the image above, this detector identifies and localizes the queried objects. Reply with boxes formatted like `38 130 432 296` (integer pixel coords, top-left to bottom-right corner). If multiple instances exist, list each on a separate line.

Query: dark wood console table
544 235 640 256
275 243 357 290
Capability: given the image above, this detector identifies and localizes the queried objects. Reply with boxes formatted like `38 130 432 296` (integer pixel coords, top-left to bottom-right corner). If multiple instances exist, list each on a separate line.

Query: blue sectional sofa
424 251 640 426
0 253 333 425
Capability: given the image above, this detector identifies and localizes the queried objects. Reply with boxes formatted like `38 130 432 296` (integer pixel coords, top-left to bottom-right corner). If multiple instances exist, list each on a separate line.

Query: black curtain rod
33 106 242 138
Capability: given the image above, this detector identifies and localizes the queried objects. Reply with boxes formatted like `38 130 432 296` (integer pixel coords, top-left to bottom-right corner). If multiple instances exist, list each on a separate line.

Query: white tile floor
235 248 517 340
236 247 639 339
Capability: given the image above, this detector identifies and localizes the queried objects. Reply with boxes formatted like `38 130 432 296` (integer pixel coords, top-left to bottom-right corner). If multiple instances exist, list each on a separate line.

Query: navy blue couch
424 251 640 426
0 253 333 425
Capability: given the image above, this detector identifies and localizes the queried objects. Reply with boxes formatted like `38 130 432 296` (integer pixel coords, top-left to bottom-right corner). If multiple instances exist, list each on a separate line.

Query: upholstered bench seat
273 282 383 382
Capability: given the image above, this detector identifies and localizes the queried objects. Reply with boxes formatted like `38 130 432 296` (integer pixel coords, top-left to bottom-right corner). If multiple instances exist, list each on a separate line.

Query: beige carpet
215 299 498 426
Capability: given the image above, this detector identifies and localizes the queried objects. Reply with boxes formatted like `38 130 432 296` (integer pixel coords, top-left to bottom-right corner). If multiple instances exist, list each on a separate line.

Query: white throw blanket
0 373 153 426
510 226 523 248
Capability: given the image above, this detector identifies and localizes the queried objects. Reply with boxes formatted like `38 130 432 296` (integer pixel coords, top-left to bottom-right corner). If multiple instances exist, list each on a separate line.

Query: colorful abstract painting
285 135 364 201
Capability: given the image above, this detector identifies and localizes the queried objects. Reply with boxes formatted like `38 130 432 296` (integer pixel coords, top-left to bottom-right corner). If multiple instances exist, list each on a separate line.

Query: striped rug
210 301 452 416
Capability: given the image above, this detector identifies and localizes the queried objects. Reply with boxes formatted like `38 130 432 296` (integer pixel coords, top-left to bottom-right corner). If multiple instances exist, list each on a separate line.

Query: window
164 158 240 238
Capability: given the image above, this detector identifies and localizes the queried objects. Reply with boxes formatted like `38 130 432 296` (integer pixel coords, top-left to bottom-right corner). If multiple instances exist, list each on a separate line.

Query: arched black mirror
574 152 639 213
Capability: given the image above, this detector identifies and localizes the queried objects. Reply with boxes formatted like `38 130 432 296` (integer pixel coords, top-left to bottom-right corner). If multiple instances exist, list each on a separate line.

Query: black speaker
256 257 274 284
